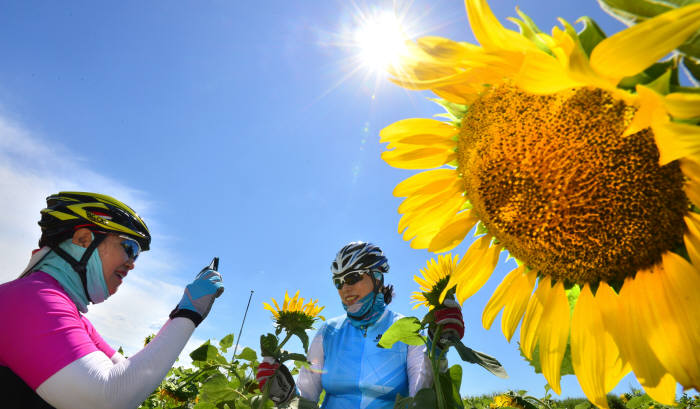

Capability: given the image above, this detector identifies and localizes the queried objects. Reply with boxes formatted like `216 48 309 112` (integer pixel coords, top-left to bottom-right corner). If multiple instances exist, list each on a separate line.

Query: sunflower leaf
618 60 674 90
378 317 426 348
260 333 279 357
519 340 574 376
475 221 489 236
293 329 310 354
236 347 258 362
576 16 607 56
682 56 700 85
510 10 552 55
218 333 234 353
279 352 307 364
429 98 468 121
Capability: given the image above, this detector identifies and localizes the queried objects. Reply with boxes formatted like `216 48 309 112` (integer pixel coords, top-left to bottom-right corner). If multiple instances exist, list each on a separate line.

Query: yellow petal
537 280 570 395
652 119 700 165
464 0 538 52
685 179 700 208
263 302 279 318
645 253 700 390
416 36 482 61
665 92 700 119
482 265 536 342
428 210 480 253
398 179 462 213
571 286 629 409
380 118 456 144
602 280 677 405
401 195 465 246
520 277 550 360
443 236 502 303
623 85 664 137
684 212 700 267
590 3 700 84
500 268 537 342
515 50 582 94
393 169 459 197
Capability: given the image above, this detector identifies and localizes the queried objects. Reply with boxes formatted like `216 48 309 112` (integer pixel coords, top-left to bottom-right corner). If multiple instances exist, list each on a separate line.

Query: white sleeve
110 351 126 365
296 330 324 402
36 317 195 409
407 343 433 397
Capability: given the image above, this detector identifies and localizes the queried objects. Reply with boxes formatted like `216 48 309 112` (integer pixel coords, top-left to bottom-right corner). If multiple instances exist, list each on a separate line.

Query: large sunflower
380 1 700 407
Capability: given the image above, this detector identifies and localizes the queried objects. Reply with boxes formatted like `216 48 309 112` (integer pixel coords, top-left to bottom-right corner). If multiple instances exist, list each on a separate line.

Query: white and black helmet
331 241 389 278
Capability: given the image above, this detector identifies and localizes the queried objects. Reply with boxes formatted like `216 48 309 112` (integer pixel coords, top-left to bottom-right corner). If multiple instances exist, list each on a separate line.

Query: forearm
37 317 195 409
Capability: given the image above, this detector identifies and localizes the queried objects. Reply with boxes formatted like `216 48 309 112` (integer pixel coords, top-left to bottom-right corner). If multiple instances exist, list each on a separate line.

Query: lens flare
353 12 408 71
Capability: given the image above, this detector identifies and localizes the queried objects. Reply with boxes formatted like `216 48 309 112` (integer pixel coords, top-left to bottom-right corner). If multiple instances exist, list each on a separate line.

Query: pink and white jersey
0 271 115 390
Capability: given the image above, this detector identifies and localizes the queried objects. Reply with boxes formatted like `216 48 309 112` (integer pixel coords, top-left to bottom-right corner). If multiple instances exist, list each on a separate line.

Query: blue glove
170 263 224 326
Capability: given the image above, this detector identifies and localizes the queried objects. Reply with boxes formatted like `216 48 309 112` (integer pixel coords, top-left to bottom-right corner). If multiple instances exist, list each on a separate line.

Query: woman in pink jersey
0 192 224 409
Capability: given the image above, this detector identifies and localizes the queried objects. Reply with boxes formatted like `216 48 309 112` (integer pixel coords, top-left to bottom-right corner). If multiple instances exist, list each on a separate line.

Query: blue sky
1 0 689 400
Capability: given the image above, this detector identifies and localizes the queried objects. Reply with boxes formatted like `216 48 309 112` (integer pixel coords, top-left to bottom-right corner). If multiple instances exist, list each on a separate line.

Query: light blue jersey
319 310 409 409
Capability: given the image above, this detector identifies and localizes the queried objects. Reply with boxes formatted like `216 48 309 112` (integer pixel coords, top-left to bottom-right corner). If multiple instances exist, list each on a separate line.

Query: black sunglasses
333 271 367 290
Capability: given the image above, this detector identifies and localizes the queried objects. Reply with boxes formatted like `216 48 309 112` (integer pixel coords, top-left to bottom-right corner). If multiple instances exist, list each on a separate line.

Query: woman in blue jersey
257 241 465 409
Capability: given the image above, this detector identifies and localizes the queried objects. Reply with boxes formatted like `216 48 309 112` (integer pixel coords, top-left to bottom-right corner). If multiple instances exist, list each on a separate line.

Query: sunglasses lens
333 271 365 289
120 237 140 260
345 272 364 285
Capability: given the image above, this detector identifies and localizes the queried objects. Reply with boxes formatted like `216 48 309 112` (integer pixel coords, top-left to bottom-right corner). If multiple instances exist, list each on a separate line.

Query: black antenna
234 290 254 359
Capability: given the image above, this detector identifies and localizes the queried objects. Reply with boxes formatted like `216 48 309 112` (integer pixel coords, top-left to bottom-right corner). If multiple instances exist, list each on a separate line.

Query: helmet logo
85 210 110 225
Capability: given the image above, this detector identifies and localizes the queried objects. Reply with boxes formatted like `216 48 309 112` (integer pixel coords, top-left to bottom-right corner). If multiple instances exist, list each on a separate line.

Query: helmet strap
50 233 106 303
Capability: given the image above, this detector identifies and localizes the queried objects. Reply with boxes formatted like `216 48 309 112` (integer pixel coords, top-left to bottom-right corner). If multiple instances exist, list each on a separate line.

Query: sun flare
353 11 409 71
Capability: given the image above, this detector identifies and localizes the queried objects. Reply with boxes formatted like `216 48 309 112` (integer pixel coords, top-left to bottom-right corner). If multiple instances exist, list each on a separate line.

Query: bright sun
353 12 409 71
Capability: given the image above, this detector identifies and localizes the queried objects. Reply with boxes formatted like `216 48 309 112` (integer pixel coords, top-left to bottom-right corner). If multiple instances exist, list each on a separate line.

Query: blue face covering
34 237 109 313
343 290 387 329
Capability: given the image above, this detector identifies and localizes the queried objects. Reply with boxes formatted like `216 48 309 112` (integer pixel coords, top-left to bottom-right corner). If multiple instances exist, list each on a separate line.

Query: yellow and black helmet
38 191 151 251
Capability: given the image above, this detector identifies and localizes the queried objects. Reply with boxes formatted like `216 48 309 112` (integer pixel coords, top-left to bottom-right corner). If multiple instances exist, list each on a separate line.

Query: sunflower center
457 84 688 285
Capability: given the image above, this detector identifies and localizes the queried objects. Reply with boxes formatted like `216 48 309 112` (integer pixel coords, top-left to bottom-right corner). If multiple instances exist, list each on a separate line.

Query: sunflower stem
430 324 446 409
276 331 294 352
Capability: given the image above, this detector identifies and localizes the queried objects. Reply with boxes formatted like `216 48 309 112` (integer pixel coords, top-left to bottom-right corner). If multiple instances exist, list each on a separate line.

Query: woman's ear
71 228 94 248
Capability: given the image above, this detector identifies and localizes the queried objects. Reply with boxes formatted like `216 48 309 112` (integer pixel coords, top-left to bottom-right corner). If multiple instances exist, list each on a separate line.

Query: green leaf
574 402 592 409
475 221 489 236
218 333 234 353
236 346 258 362
520 340 574 376
513 8 561 56
451 341 508 378
280 352 307 364
197 373 238 404
429 98 468 121
617 60 674 90
294 329 310 354
377 317 426 349
260 333 279 357
565 285 581 316
683 56 700 85
190 342 222 363
394 387 438 409
278 395 320 409
441 365 465 409
576 17 606 56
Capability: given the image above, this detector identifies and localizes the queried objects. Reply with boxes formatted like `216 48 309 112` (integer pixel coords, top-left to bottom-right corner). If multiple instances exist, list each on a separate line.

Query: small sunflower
263 291 325 333
411 253 459 310
490 394 528 409
380 0 700 407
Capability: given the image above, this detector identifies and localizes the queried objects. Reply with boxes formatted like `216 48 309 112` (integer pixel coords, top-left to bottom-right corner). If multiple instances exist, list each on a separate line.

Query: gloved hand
256 357 295 404
429 297 465 348
169 265 224 326
256 357 280 391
